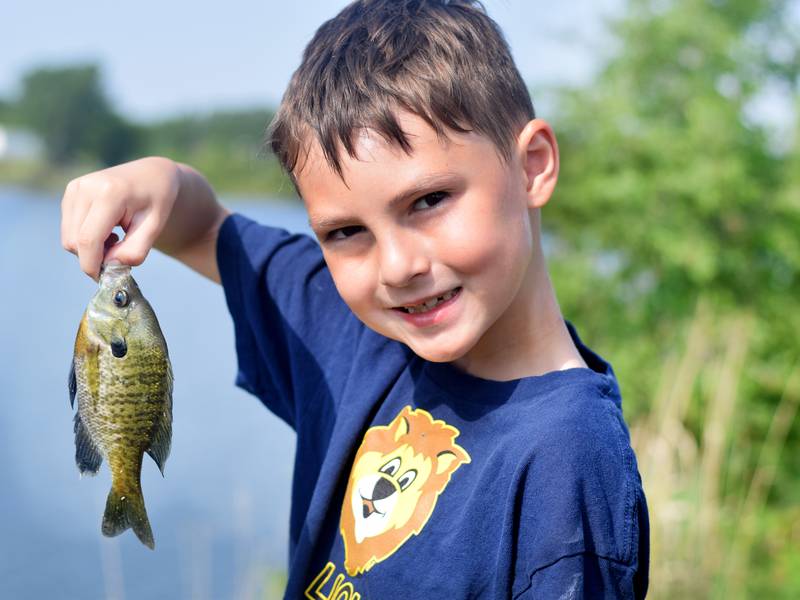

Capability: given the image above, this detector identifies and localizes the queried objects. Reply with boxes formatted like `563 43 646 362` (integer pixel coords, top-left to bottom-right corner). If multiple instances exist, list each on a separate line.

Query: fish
69 263 173 550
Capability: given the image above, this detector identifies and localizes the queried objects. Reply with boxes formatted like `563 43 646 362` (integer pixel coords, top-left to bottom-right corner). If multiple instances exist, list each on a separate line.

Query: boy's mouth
393 287 461 314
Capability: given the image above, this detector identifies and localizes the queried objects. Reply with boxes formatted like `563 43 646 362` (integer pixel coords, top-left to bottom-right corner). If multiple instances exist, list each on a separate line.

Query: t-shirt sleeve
513 553 639 599
216 212 363 428
511 384 650 599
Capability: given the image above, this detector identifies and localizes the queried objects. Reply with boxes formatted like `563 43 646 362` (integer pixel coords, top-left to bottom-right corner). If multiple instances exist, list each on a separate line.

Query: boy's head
269 0 534 180
268 0 561 372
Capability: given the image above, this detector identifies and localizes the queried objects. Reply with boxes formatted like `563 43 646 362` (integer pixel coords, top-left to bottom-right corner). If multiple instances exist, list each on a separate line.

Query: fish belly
77 346 170 488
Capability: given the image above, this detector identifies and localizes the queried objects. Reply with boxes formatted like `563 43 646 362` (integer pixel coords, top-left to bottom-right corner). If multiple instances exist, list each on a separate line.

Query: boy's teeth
403 289 457 314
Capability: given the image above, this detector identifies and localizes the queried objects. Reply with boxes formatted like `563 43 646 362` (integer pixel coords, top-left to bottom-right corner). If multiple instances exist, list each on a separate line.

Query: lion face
350 443 432 543
340 406 471 576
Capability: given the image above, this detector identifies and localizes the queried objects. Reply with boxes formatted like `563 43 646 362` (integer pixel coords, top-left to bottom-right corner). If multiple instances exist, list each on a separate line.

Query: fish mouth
392 287 461 314
100 262 131 277
98 264 132 293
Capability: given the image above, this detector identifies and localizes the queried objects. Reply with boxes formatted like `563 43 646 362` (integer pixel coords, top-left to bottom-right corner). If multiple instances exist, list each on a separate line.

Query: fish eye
113 290 129 307
379 457 401 477
397 469 417 491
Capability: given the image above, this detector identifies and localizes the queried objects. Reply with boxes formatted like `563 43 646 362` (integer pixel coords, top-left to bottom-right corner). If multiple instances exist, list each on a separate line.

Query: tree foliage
549 0 799 402
0 97 15 123
0 66 288 194
546 0 799 595
141 108 289 195
14 64 139 165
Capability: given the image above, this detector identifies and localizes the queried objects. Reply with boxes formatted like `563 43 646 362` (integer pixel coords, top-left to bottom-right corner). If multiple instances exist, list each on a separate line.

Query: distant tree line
0 64 288 195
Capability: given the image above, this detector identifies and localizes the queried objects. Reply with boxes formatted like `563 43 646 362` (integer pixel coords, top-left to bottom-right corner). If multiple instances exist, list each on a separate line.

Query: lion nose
372 477 396 501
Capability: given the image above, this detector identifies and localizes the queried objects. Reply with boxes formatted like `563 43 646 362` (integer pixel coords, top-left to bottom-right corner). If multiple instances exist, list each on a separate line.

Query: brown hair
268 0 535 185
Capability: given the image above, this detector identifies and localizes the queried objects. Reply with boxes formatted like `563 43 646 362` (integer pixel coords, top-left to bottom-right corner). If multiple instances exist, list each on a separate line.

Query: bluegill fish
69 264 172 549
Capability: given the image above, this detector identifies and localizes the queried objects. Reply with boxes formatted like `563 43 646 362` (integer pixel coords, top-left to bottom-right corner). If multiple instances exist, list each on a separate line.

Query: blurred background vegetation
1 0 797 597
0 64 289 195
550 0 800 597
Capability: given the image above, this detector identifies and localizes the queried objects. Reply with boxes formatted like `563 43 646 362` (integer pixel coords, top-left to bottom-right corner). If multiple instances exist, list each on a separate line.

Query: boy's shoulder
413 335 648 595
422 319 627 447
478 360 635 505
456 327 644 568
512 375 645 581
521 367 627 460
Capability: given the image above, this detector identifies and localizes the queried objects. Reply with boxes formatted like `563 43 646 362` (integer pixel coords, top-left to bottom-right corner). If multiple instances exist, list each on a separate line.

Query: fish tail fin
101 484 155 550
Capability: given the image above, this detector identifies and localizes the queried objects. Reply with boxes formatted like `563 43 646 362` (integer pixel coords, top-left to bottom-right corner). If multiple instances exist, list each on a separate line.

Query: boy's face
297 112 546 367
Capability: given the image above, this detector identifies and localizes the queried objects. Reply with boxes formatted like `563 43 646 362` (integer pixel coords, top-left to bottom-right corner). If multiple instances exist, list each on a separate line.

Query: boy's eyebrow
308 171 461 232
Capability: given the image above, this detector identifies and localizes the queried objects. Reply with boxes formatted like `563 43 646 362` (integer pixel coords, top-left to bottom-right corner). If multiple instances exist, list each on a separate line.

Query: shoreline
0 159 296 202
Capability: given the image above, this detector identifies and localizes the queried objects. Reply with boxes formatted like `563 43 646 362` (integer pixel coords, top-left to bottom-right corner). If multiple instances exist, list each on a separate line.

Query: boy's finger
77 199 126 279
69 194 94 255
60 179 81 253
105 212 160 266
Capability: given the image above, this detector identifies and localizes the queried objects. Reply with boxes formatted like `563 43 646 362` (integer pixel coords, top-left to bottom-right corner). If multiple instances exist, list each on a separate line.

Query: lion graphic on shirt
340 405 471 576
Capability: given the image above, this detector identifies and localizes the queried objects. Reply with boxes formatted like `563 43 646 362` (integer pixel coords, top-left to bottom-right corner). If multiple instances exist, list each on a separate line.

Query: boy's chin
404 336 475 364
365 316 480 364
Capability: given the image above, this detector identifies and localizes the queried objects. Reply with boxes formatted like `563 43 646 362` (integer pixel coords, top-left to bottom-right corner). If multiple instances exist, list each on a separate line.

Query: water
0 185 311 599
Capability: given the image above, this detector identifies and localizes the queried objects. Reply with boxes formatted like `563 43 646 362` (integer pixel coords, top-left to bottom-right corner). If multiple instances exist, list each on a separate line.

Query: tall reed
631 297 799 598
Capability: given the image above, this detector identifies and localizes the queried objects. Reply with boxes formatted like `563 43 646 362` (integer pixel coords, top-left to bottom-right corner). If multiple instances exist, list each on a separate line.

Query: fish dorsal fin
74 412 103 476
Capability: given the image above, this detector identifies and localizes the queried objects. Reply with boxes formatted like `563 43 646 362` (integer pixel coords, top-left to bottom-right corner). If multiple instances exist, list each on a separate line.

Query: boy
61 1 649 597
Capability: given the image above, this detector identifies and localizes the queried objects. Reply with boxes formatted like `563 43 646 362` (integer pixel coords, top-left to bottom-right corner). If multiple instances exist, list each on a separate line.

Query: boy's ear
516 119 559 209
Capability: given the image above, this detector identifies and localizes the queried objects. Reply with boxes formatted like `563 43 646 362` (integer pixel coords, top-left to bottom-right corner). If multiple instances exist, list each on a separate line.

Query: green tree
548 0 799 408
0 97 13 123
141 108 290 195
15 64 139 165
545 0 799 596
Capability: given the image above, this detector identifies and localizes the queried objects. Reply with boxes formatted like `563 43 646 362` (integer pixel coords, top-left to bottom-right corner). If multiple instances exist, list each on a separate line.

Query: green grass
633 300 800 598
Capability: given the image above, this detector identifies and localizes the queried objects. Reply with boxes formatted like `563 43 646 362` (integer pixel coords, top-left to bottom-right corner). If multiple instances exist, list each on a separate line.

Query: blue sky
2 0 621 121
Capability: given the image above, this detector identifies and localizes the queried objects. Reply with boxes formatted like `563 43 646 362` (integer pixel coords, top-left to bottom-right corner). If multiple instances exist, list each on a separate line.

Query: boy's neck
453 234 588 382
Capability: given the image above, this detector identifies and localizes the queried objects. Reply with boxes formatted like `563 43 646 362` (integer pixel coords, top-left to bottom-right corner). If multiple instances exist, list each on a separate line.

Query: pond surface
0 185 311 600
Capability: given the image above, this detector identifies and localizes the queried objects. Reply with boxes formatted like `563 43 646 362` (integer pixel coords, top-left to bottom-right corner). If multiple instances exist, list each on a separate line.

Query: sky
2 0 622 121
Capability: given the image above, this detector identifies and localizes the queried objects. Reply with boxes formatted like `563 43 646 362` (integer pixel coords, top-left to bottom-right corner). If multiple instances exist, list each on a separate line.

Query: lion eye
379 457 401 477
397 469 417 491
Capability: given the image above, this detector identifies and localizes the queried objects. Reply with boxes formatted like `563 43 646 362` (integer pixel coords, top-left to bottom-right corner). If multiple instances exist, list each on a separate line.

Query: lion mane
340 405 470 576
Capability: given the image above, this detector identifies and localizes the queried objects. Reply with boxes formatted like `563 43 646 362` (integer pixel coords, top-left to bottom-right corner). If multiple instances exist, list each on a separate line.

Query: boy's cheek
442 212 530 278
327 264 377 319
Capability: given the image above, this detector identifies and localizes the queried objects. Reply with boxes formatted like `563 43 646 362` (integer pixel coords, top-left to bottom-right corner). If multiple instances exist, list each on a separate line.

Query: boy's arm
155 162 230 283
61 157 229 283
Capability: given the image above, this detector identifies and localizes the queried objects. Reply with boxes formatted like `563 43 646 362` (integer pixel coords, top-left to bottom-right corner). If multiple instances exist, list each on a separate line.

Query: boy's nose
378 232 430 288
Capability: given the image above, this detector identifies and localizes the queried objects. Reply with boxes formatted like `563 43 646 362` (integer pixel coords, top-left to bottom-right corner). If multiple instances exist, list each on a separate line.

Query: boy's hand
61 157 180 279
61 157 229 283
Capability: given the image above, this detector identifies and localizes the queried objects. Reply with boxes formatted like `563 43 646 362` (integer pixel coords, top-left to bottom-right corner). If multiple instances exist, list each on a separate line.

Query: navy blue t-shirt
217 214 649 599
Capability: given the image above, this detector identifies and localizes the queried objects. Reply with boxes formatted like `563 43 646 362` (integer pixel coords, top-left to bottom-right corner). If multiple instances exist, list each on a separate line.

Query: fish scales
70 264 173 550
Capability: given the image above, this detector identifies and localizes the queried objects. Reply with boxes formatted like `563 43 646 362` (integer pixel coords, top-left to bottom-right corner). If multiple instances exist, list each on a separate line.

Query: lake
0 185 311 600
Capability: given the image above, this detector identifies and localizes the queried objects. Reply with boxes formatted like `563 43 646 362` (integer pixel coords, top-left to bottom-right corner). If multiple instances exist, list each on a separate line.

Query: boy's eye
412 191 448 211
327 225 365 241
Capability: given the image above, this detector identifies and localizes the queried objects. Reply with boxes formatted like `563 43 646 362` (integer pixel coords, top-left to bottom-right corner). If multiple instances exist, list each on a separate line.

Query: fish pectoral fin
146 401 172 476
68 362 77 409
74 413 102 476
